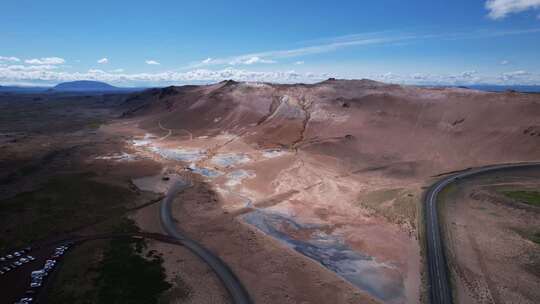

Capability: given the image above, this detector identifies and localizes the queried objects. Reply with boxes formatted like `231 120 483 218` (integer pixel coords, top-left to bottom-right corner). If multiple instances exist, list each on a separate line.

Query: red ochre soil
109 79 540 304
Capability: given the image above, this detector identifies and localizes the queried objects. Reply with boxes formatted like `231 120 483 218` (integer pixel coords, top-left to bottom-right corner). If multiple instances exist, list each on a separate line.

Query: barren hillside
111 79 540 303
123 79 540 172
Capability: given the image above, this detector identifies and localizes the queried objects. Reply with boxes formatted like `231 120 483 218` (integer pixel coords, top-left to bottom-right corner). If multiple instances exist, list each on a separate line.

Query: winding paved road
160 180 252 304
425 162 540 304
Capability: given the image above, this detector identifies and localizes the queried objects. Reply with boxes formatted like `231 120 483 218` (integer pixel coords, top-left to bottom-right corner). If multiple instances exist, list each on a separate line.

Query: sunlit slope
122 79 540 177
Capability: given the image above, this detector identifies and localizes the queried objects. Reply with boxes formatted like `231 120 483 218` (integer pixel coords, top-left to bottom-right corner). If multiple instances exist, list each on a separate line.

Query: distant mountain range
1 80 539 94
464 85 540 93
417 84 540 93
0 85 49 93
0 80 146 93
52 80 119 92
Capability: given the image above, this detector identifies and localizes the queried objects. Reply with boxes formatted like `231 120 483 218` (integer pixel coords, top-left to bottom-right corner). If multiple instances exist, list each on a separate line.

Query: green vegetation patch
93 220 172 304
519 230 540 245
0 96 119 134
47 240 107 304
501 190 540 207
161 276 192 302
512 227 540 246
0 173 136 251
355 188 418 228
48 220 173 304
529 232 540 245
437 183 457 201
87 119 104 130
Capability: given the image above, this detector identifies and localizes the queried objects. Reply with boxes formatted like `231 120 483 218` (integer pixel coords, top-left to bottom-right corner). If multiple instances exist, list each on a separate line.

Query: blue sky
1 0 540 86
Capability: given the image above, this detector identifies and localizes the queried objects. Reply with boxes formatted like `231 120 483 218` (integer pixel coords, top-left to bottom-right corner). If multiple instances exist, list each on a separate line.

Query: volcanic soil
105 79 540 303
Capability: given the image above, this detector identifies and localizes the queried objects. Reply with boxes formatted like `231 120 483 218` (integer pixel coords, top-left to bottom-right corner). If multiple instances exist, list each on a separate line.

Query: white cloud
2 64 540 86
370 70 540 85
500 60 510 65
229 56 276 65
192 28 540 69
380 72 397 80
25 57 65 65
193 35 406 68
97 58 109 64
506 70 529 75
0 56 20 62
502 70 529 77
461 70 478 79
3 65 58 71
486 0 540 19
499 70 532 82
295 61 305 65
145 60 160 65
0 66 331 85
88 69 106 74
110 68 124 73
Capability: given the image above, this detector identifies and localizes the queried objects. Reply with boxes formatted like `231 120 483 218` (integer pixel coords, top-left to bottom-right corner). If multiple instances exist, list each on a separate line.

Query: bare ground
440 168 540 304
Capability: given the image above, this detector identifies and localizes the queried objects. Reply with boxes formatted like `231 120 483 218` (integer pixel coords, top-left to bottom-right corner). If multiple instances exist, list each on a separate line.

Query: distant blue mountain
0 80 147 94
52 80 119 92
0 85 48 93
416 84 540 93
465 85 540 93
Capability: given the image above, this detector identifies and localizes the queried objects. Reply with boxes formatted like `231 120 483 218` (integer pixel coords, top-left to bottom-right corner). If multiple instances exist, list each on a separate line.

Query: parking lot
0 243 72 304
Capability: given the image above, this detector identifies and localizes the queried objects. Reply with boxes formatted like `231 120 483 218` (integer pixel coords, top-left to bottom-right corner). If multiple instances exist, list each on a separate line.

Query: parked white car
31 270 45 278
15 298 33 304
30 281 41 288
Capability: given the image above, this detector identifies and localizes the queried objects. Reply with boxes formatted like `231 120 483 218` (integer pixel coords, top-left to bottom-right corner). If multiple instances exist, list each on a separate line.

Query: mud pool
226 170 255 186
243 210 404 303
188 164 223 178
262 149 287 158
211 153 251 167
149 147 205 162
95 152 138 161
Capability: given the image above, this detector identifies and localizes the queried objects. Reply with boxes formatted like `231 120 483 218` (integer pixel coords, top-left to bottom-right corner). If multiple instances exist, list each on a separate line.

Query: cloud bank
24 57 65 65
0 56 21 62
0 65 330 85
375 69 539 86
230 56 276 65
2 28 539 86
486 0 540 19
193 28 540 69
194 35 409 68
1 63 539 86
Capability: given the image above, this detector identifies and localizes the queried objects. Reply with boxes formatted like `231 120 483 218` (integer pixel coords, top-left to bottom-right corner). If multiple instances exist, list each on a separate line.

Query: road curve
6 232 200 304
160 181 253 304
425 162 540 304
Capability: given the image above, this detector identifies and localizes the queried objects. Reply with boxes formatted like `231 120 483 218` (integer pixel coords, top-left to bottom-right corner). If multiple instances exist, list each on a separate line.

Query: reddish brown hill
122 79 540 176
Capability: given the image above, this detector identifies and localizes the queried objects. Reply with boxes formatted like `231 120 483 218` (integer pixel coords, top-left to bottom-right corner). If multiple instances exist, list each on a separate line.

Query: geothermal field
0 79 539 304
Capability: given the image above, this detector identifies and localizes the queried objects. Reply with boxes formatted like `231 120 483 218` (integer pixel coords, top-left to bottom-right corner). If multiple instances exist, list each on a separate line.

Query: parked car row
14 244 72 304
0 255 35 275
14 296 33 304
52 245 69 258
0 247 32 263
